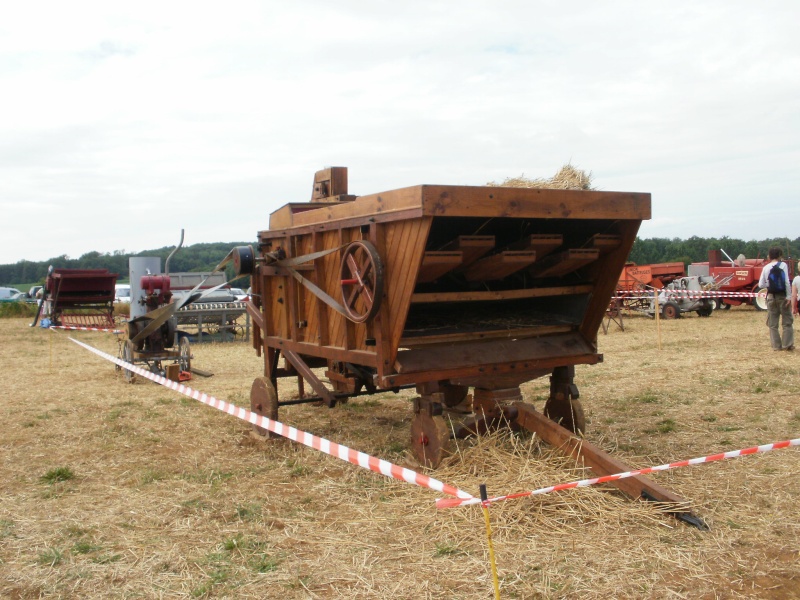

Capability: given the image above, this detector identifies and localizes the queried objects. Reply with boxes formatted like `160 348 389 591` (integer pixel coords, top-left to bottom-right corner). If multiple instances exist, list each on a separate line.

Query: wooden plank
264 337 378 367
513 403 692 506
580 220 642 342
394 332 596 374
383 350 601 388
281 348 336 405
440 235 495 267
262 207 425 240
384 217 432 366
273 186 650 231
269 203 341 230
463 251 536 282
246 301 264 333
589 233 622 254
529 249 599 278
292 186 426 227
421 186 651 220
370 222 394 379
417 251 463 283
399 325 572 347
508 234 563 257
411 284 594 304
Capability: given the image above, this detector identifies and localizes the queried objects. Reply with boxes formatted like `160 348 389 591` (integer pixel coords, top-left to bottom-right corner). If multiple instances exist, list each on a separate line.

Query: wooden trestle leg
410 392 451 469
543 366 586 434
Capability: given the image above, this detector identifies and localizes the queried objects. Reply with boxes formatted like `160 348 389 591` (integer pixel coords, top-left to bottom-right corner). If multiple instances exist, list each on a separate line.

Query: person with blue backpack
757 247 793 351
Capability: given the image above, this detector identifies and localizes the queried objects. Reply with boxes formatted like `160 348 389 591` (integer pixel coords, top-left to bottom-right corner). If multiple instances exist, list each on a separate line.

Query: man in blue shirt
757 247 793 351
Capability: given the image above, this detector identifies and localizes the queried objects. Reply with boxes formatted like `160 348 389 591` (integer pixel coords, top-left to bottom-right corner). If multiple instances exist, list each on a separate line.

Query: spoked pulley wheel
410 412 451 469
340 240 384 323
179 337 192 373
250 376 279 438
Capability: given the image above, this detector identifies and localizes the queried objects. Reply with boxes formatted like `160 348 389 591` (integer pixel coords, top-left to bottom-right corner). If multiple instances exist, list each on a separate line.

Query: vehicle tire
753 287 768 311
662 301 681 319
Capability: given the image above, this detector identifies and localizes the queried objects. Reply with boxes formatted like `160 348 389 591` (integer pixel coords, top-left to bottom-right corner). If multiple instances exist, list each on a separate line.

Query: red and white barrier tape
50 325 124 334
436 437 800 509
68 337 474 502
613 290 764 300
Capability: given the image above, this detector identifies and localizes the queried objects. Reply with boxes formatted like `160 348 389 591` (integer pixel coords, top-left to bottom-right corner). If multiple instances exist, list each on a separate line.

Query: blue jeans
766 293 794 349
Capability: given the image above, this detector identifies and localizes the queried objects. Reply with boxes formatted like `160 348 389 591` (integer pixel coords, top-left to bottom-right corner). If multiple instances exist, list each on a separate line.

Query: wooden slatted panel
417 251 463 283
528 249 600 278
294 234 317 344
381 217 432 364
463 251 537 282
322 229 347 349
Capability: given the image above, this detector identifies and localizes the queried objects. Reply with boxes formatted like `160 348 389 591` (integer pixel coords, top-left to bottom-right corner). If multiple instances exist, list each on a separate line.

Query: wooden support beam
417 251 463 283
281 348 337 407
528 248 599 278
512 402 693 508
463 251 536 282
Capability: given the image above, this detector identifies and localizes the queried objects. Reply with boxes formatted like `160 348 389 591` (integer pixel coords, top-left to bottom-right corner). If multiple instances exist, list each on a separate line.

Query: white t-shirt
758 260 791 294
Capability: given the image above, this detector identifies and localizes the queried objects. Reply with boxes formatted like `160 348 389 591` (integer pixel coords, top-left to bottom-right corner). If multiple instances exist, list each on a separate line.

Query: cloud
1 1 799 264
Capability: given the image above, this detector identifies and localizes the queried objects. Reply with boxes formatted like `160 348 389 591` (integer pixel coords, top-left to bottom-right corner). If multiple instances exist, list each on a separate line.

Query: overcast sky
1 1 798 265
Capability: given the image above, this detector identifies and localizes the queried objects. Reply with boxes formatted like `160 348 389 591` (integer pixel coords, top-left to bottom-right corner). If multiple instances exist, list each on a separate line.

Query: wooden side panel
421 186 651 220
589 233 622 254
379 217 432 365
321 229 349 350
580 220 642 342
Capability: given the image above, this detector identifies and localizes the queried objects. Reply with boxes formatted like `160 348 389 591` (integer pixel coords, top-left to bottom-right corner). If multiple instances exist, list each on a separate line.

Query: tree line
2 236 798 286
627 236 799 267
0 242 250 285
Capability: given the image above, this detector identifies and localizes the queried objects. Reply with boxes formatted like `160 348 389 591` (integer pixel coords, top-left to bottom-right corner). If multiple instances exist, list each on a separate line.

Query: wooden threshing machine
230 168 698 518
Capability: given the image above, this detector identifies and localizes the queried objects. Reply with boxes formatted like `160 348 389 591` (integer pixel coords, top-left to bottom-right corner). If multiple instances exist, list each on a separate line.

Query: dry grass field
1 307 798 599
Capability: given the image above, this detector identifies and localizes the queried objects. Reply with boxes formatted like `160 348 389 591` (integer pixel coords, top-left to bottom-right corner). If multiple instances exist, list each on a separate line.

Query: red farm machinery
31 267 118 329
688 250 794 311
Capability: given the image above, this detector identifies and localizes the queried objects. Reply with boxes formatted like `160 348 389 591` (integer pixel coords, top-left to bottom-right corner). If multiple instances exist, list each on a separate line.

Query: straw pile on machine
487 163 594 190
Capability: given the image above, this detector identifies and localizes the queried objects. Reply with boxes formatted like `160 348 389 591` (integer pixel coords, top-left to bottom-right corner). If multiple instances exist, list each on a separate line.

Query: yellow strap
481 502 501 600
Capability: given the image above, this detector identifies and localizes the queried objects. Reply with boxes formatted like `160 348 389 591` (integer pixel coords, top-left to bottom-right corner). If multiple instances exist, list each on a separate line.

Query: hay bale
488 163 594 190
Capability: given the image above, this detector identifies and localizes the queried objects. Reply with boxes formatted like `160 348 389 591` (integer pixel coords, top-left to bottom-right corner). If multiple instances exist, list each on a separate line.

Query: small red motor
140 275 172 309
